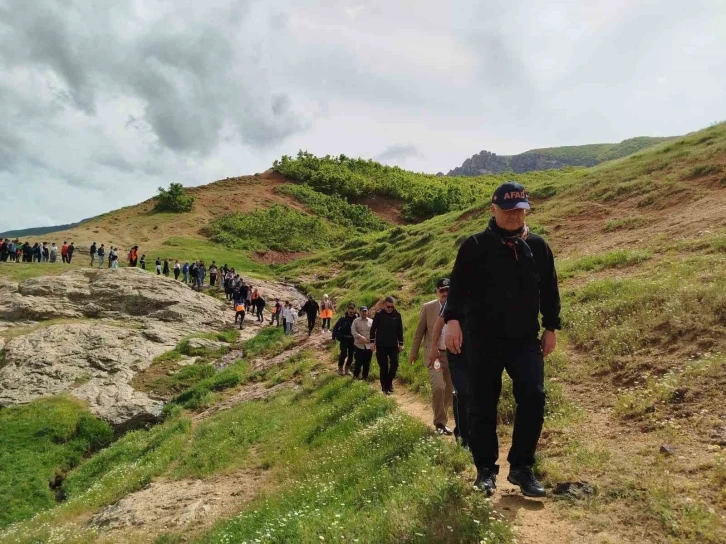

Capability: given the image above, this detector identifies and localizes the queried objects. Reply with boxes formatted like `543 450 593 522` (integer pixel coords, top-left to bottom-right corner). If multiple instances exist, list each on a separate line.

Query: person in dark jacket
89 242 97 266
370 296 404 395
332 304 358 375
300 295 320 336
163 259 170 277
444 181 561 499
66 242 75 263
255 295 266 323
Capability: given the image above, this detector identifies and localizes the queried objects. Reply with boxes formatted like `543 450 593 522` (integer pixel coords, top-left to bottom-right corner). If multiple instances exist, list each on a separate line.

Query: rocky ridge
0 268 305 429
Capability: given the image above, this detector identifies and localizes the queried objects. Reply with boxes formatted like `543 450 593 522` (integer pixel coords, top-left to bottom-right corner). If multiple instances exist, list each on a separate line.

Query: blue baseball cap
492 181 530 210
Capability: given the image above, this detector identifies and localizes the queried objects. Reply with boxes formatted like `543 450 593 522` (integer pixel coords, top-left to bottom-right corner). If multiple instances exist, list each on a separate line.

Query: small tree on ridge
155 183 196 213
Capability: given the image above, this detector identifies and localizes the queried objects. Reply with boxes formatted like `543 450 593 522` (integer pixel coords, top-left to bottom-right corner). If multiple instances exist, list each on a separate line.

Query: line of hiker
0 240 77 263
307 182 561 500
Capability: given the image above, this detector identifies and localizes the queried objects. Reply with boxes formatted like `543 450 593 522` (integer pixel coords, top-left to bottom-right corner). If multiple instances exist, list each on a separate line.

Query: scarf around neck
486 216 532 262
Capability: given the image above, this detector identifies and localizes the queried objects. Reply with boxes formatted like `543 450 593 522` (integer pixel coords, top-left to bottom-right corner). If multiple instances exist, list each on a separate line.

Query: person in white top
283 302 296 335
350 306 374 380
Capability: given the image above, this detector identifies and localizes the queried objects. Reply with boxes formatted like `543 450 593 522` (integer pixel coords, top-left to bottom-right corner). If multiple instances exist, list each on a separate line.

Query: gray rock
659 444 676 456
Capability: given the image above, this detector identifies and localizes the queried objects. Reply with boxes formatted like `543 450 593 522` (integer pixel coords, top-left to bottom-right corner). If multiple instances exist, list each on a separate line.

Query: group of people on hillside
308 182 561 500
0 240 77 263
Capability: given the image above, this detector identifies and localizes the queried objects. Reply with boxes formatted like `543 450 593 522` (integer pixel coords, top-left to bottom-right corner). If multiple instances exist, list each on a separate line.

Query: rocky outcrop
0 268 229 428
0 268 307 429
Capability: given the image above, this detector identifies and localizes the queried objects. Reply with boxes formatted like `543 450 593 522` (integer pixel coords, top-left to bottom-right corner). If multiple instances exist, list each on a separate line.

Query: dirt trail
316 344 585 544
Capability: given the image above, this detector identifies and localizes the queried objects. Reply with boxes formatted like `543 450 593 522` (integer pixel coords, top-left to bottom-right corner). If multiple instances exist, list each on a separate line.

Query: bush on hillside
273 151 487 220
155 183 196 213
204 205 345 252
276 184 385 231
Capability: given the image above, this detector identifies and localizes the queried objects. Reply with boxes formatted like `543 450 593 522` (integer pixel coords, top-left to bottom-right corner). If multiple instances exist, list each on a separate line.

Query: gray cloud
1 0 725 232
376 144 422 163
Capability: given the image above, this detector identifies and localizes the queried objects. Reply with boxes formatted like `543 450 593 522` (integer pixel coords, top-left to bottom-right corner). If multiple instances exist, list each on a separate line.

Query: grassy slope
1 123 725 542
277 123 726 542
1 344 511 544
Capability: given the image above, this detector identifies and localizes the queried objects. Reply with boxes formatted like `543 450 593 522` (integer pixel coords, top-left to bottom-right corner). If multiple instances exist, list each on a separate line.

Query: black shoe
383 389 391 396
507 468 546 498
474 470 497 496
435 424 453 436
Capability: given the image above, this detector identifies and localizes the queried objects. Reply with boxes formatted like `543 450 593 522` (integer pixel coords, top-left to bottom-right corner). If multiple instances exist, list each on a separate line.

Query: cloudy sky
1 0 724 231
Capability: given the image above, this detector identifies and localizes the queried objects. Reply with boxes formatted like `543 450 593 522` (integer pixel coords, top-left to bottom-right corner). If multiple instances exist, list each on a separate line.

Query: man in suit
409 278 454 435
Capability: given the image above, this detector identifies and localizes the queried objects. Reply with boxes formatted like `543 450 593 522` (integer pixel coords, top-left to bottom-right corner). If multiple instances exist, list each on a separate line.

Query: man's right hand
445 320 463 354
408 354 416 365
371 344 376 353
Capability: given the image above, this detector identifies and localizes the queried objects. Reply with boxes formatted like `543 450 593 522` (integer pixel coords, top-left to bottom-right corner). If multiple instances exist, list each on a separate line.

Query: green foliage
204 205 346 252
154 183 196 213
603 216 650 232
186 378 512 544
0 397 113 528
273 151 496 220
276 184 386 231
557 250 652 279
170 360 250 409
243 326 295 359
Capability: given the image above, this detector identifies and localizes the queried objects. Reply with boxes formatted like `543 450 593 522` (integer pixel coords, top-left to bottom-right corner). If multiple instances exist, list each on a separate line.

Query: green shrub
154 183 195 213
276 184 386 231
204 206 346 252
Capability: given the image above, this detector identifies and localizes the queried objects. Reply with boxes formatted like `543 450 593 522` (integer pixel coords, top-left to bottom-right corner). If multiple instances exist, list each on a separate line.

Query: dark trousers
62 254 68 263
338 339 354 370
375 346 399 392
210 274 216 286
270 312 280 326
174 269 180 279
257 308 264 322
467 338 545 472
447 348 470 448
353 347 373 379
322 317 331 330
306 314 316 334
67 254 73 263
235 311 245 328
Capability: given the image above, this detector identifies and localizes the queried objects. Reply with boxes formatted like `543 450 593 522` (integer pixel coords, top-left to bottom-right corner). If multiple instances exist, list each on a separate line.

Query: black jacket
301 299 319 317
444 222 561 341
332 314 357 342
370 309 404 348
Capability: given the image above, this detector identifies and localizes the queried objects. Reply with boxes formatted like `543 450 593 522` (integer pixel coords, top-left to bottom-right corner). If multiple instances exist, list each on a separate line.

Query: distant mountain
447 136 674 176
0 220 89 240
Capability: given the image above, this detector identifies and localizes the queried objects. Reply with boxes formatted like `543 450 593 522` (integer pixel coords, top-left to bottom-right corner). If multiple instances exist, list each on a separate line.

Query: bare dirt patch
88 465 270 542
250 249 311 266
351 194 408 225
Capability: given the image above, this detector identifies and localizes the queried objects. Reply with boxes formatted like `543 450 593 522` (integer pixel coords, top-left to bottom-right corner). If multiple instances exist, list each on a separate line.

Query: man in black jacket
370 296 404 395
444 181 561 499
332 304 358 375
301 295 320 336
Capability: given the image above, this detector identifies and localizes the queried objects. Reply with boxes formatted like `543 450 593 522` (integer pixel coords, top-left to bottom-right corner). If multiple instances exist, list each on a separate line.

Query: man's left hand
541 330 556 357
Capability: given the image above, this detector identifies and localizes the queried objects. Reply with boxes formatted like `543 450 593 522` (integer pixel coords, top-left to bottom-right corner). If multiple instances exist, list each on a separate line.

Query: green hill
447 136 675 176
1 123 725 544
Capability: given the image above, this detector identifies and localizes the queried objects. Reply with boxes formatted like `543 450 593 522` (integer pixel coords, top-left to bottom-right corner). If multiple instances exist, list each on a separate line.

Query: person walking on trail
429 298 470 449
95 244 104 268
140 254 146 270
67 243 75 263
110 247 120 268
174 260 181 280
163 259 170 277
269 299 282 327
182 261 189 283
410 278 455 436
128 246 138 267
351 306 374 380
444 181 561 499
197 262 206 290
320 295 334 333
61 242 69 263
235 301 246 329
155 258 162 275
332 304 358 375
255 295 266 323
370 296 404 395
89 242 97 266
245 284 253 312
283 302 296 335
250 288 259 316
42 242 49 262
209 262 218 287
300 295 320 336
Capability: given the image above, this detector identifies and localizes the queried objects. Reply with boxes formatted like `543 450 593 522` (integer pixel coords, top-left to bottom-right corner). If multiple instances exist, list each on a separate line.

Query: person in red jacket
60 241 69 264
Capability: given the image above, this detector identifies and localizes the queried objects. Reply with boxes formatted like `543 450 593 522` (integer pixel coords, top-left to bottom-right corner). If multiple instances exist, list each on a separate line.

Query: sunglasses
385 304 394 310
438 287 450 292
